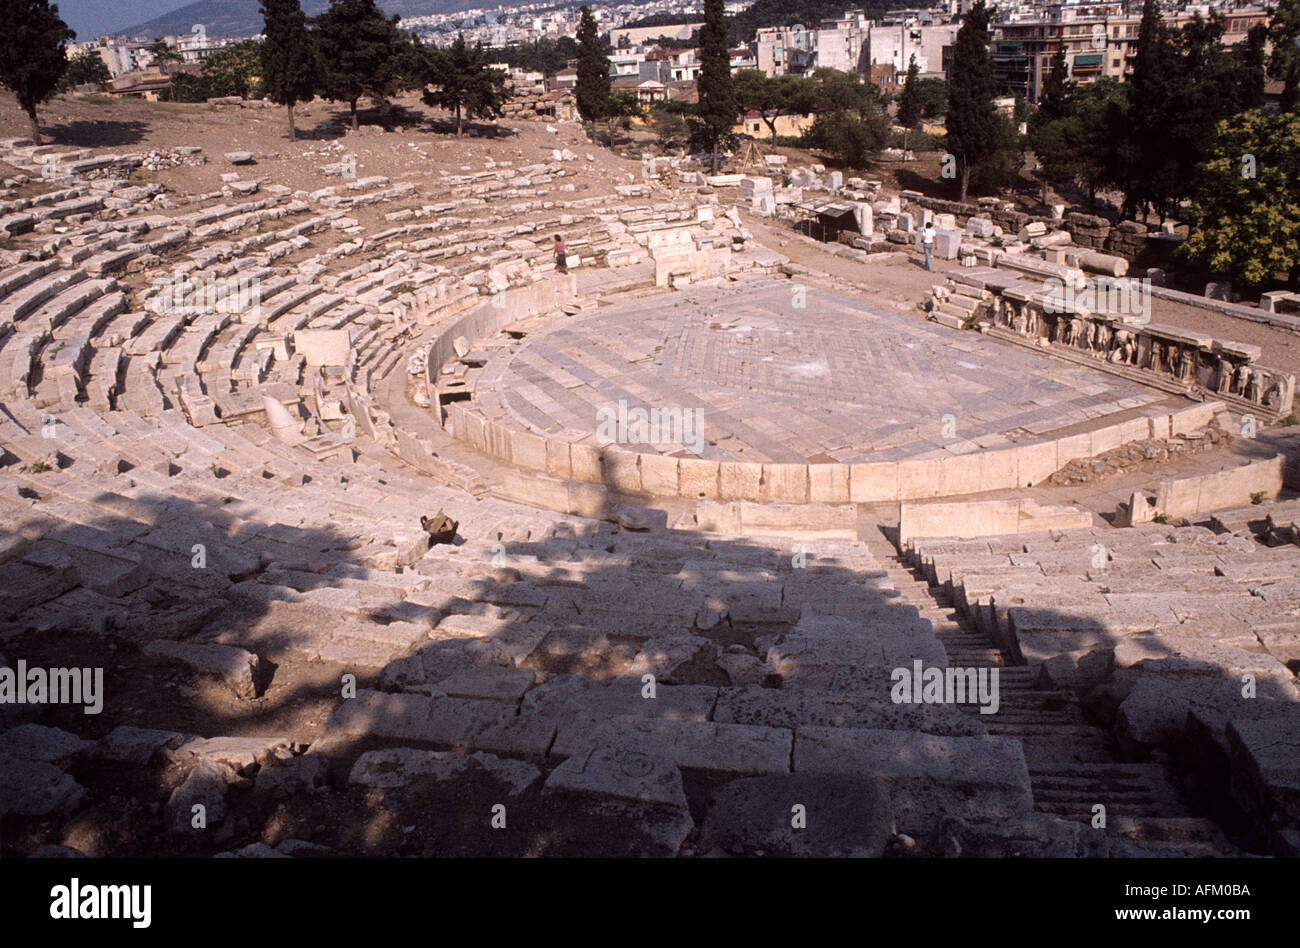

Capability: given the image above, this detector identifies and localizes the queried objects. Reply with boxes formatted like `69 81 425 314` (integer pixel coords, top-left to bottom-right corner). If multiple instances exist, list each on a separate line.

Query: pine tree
313 0 404 130
944 0 999 202
0 0 74 144
260 0 318 140
422 34 508 136
697 0 737 172
574 5 610 125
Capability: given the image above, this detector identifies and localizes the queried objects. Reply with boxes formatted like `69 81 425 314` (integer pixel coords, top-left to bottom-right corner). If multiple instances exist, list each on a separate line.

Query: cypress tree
1036 46 1071 124
697 0 738 172
1238 21 1268 110
1123 0 1179 219
896 55 922 128
0 0 74 144
260 0 319 140
574 5 611 124
1028 46 1074 204
944 0 999 202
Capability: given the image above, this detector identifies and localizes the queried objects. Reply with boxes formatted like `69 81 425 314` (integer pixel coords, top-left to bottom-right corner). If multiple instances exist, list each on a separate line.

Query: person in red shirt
554 234 568 274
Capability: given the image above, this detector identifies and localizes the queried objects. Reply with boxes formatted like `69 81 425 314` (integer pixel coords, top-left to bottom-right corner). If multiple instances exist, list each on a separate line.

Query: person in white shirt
922 222 936 271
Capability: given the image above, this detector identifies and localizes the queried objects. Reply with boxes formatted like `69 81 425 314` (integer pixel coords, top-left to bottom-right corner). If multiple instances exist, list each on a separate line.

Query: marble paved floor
493 282 1172 464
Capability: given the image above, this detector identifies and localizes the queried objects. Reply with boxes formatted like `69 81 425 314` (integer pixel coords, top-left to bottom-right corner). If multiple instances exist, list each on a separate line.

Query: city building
752 10 957 78
612 77 669 104
864 17 959 77
991 2 1269 100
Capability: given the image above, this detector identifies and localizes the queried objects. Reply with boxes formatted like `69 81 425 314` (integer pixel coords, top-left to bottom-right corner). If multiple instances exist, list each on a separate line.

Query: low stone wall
1154 455 1283 521
899 498 1093 545
900 191 1054 236
898 204 1182 271
425 275 577 417
692 498 857 538
445 396 1237 506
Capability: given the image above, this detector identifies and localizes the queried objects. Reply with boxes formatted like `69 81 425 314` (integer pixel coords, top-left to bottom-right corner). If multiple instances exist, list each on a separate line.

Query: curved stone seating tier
4 137 1296 855
903 522 1300 672
3 395 1056 849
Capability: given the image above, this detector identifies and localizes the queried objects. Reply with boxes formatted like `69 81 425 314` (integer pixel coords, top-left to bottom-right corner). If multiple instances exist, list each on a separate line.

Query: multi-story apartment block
864 17 960 76
992 1 1268 100
68 38 153 77
753 23 818 75
753 9 958 78
611 51 647 78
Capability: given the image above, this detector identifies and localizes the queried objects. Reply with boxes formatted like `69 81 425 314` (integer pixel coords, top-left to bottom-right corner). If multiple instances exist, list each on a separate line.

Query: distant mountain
115 0 512 41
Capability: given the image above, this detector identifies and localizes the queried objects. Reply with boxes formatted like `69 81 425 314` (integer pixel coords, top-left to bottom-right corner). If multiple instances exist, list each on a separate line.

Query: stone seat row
901 520 1300 853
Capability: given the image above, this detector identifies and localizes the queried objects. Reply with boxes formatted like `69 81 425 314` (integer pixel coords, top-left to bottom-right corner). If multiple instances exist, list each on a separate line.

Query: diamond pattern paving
492 282 1169 464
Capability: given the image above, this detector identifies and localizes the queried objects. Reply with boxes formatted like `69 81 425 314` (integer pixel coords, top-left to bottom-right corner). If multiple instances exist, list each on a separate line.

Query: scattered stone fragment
143 640 265 698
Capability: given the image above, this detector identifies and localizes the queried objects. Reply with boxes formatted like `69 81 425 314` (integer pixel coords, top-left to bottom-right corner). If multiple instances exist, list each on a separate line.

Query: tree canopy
1181 109 1300 286
59 48 110 91
313 0 409 129
260 0 319 140
734 69 815 143
167 40 265 102
421 33 508 136
0 0 75 143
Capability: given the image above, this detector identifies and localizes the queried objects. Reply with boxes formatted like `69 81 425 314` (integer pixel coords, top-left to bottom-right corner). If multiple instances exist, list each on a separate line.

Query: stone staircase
867 535 1243 855
926 280 990 330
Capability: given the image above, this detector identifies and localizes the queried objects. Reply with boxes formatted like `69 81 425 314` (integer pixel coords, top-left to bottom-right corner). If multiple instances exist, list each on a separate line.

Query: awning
1073 53 1104 67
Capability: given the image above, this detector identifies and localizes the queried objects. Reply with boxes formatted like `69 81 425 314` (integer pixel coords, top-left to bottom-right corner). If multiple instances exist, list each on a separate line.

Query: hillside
117 0 494 40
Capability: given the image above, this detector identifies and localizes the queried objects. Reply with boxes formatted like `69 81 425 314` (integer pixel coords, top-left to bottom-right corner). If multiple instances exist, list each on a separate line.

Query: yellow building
733 110 815 139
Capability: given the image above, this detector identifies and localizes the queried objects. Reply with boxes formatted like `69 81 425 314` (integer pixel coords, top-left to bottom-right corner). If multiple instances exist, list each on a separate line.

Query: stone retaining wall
900 191 1053 236
899 498 1093 544
445 388 1233 505
425 275 577 416
1154 455 1283 521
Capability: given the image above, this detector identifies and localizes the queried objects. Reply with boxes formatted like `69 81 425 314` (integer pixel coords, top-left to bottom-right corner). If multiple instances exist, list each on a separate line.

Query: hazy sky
57 0 194 40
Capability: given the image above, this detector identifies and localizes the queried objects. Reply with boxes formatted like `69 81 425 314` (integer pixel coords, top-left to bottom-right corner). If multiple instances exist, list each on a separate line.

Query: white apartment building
864 18 959 76
753 10 957 78
611 51 647 78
